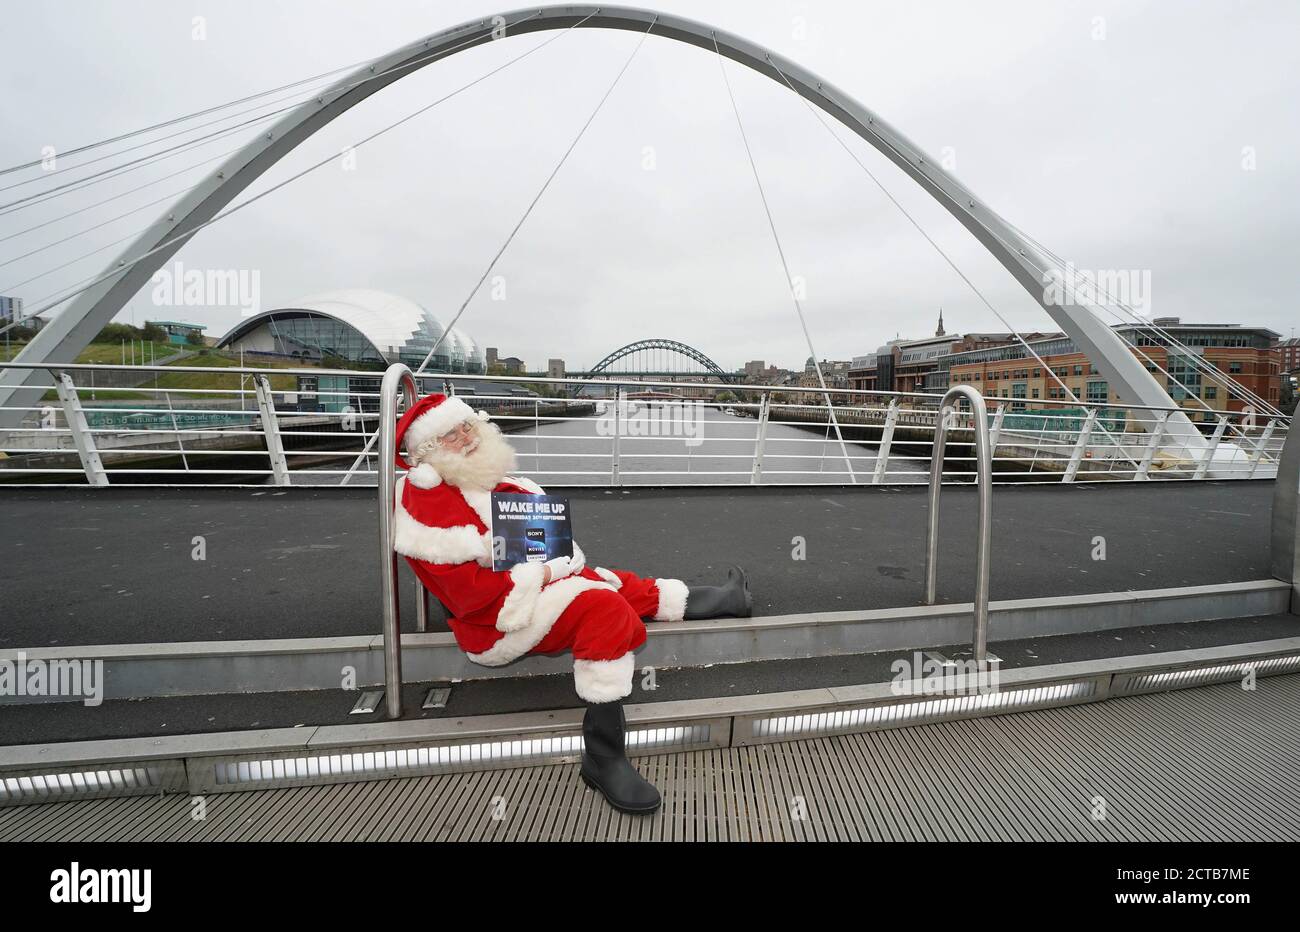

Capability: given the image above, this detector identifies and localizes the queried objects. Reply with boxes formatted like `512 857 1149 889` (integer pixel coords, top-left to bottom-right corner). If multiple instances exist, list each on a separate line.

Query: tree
93 323 141 344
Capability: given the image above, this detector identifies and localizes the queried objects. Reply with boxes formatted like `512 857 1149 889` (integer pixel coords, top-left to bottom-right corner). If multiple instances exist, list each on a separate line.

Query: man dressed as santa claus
392 393 751 815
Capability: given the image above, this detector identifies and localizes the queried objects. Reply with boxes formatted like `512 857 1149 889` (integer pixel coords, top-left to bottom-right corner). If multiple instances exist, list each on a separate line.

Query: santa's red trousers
532 567 657 660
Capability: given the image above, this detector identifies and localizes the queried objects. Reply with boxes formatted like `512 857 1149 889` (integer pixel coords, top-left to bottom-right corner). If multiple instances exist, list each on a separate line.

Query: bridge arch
0 3 1191 442
588 338 733 381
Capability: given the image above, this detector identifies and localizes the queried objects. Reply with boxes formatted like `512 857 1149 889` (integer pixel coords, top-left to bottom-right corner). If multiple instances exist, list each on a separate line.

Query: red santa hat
394 393 491 473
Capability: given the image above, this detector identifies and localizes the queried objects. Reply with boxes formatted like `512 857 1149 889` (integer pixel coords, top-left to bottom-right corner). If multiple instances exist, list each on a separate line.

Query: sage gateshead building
215 289 486 412
216 289 485 374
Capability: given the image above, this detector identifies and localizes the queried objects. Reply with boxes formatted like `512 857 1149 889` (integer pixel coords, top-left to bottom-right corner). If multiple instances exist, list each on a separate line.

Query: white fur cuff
497 561 547 632
653 578 689 622
573 653 636 703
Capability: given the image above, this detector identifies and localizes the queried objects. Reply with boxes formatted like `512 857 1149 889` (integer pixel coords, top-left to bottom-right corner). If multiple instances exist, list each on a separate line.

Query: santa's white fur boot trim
573 653 635 703
653 578 689 621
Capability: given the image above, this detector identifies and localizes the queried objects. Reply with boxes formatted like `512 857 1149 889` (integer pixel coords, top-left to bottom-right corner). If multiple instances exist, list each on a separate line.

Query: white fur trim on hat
466 576 616 667
573 653 635 703
654 578 689 622
403 395 478 457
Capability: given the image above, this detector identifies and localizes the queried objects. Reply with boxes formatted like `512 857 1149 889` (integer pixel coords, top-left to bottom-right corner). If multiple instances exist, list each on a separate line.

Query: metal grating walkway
4 674 1300 841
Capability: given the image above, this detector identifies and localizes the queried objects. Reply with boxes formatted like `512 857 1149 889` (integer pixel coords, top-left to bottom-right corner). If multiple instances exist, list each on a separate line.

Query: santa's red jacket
393 462 687 667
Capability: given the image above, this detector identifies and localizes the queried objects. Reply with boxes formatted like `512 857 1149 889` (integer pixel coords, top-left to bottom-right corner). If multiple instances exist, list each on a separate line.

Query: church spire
935 308 946 337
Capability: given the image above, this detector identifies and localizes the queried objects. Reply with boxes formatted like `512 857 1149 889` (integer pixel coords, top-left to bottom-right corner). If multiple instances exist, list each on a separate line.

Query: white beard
417 420 517 492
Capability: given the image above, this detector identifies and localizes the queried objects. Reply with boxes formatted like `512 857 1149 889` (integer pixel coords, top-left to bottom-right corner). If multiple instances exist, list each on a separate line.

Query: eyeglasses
437 420 475 444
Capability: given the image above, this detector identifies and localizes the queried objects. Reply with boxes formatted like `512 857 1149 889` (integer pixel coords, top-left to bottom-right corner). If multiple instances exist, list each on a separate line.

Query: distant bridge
568 338 737 395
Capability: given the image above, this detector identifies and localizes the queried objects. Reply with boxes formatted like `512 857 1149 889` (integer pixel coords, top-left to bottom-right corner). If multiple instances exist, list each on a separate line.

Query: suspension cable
413 16 655 375
0 138 256 244
958 208 1262 445
968 213 1279 448
0 114 274 216
0 184 208 271
4 15 593 338
0 33 437 176
0 10 547 214
713 37 857 482
766 58 1141 468
1002 219 1282 418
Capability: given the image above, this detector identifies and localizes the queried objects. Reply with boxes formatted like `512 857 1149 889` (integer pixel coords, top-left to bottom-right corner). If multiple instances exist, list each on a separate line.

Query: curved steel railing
378 363 417 718
924 385 993 664
0 358 1285 486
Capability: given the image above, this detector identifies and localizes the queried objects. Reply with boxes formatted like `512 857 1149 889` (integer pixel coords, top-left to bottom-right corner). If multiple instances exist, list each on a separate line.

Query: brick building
947 320 1280 421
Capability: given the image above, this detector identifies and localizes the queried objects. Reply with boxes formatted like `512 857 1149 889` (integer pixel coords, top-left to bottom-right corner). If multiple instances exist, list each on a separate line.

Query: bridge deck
5 673 1298 842
0 480 1275 647
3 612 1296 745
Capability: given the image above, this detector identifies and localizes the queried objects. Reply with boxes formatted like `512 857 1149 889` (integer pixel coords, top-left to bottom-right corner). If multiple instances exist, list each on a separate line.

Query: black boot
683 564 753 619
580 701 661 814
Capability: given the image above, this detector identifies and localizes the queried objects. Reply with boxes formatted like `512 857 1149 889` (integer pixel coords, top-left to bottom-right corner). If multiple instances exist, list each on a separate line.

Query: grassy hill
89 352 305 400
3 342 312 400
0 340 178 364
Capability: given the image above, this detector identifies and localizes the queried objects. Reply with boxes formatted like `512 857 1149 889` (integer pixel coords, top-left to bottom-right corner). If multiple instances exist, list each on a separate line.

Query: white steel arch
0 4 1201 449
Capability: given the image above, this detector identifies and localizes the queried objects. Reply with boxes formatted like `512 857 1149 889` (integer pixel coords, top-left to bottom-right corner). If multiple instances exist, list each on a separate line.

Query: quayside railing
0 358 1288 487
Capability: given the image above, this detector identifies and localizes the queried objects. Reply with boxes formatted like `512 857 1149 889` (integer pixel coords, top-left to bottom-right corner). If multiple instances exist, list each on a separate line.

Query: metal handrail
4 358 1287 419
0 358 1286 487
923 385 993 664
378 363 417 718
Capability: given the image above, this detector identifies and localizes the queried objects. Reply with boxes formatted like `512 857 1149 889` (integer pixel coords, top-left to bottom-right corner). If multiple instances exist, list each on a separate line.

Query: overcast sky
2 1 1296 372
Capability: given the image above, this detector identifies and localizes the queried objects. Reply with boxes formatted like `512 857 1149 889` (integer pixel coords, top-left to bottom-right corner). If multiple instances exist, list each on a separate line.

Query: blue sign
490 493 574 571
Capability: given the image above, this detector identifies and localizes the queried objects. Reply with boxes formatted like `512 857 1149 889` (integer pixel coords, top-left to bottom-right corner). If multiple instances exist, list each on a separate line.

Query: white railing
0 359 1288 486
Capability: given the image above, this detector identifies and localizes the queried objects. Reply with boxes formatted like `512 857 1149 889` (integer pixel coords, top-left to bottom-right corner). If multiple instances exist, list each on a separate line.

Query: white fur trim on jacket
402 396 478 455
466 576 616 667
496 562 546 633
573 653 635 703
394 506 489 567
654 578 689 621
460 487 492 527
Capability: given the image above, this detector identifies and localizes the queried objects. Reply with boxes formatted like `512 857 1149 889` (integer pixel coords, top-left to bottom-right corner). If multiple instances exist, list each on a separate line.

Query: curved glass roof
216 289 482 373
